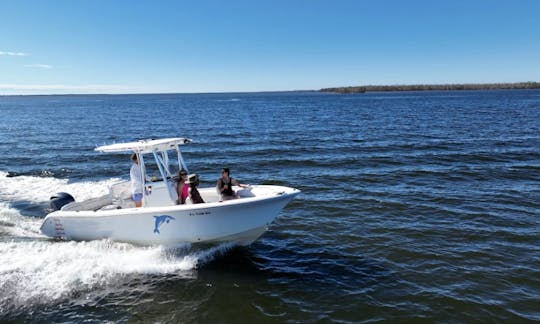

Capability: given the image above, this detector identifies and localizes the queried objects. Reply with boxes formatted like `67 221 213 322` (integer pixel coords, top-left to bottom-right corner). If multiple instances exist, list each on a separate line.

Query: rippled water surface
1 90 539 322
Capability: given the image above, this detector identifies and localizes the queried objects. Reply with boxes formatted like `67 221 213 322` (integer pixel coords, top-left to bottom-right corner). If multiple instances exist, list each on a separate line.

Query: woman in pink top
176 170 189 204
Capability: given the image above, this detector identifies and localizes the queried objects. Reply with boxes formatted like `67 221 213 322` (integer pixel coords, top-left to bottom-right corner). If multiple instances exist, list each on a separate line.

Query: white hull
41 185 300 246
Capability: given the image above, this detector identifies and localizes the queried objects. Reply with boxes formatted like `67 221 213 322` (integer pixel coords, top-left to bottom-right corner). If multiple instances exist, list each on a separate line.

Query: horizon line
0 81 538 97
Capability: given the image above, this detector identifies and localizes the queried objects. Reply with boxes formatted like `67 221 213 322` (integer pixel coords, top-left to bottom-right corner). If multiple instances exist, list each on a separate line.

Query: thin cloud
24 64 53 69
0 51 28 56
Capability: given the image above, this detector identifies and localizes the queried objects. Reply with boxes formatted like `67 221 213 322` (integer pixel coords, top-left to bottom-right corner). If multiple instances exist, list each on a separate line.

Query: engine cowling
49 192 75 211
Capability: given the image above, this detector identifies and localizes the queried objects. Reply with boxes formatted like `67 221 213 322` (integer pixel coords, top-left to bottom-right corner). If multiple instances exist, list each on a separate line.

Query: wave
0 202 42 237
215 98 241 102
0 239 234 313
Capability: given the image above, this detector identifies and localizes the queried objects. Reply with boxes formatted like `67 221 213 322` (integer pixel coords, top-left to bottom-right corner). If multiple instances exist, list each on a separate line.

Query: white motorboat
40 138 300 246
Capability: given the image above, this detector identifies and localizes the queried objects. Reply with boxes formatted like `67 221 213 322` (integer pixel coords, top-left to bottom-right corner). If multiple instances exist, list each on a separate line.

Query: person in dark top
216 167 248 201
186 174 204 204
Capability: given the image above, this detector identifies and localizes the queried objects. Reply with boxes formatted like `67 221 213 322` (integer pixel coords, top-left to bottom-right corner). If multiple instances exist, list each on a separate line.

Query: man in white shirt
130 153 143 207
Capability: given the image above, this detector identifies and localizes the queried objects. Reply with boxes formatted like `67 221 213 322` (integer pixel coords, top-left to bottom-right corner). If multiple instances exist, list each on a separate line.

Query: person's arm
231 178 248 188
217 179 224 193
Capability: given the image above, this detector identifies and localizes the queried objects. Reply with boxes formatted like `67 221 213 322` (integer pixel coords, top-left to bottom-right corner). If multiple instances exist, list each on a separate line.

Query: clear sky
1 0 539 94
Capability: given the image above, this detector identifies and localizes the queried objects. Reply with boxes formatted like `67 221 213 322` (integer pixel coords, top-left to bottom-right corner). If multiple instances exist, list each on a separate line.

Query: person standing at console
130 153 143 207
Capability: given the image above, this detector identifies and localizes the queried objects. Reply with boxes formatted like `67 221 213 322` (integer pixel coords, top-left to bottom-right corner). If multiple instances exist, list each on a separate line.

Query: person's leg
133 193 143 208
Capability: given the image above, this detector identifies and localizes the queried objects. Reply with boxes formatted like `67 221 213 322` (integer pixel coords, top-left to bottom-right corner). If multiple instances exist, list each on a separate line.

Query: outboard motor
50 192 75 211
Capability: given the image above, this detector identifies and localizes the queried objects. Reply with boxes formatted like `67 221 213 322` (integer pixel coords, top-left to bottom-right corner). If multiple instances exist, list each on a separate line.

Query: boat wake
0 171 236 313
0 171 119 203
0 202 42 238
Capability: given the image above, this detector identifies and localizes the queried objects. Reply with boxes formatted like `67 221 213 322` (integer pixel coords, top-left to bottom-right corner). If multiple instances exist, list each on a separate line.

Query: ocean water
0 90 539 322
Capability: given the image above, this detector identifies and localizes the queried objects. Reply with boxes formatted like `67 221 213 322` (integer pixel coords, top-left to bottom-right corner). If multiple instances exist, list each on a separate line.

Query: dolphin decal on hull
153 215 175 234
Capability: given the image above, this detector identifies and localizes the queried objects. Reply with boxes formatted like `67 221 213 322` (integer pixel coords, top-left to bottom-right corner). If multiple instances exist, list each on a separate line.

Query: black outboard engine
50 192 75 211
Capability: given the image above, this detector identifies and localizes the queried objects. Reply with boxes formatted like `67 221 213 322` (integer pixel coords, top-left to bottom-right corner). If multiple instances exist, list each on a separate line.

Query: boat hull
41 186 299 246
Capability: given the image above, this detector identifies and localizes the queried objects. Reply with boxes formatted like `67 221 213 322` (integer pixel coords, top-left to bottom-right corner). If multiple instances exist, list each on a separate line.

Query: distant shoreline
320 82 540 93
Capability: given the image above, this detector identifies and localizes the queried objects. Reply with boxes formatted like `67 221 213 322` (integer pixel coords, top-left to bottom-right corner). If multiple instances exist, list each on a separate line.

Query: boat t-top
40 138 301 246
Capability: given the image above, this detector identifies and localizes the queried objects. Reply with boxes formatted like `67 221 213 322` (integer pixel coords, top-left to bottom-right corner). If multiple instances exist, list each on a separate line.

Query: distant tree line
320 82 540 93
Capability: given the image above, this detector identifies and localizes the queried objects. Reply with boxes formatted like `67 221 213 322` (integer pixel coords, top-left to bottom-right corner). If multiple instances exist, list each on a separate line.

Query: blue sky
1 0 539 94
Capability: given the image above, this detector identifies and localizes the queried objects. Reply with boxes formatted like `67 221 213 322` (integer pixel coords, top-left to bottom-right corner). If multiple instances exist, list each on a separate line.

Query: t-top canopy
95 138 192 154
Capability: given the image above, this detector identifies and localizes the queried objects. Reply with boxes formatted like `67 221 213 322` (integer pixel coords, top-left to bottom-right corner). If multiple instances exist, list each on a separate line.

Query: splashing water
0 202 42 237
0 171 120 203
0 239 234 313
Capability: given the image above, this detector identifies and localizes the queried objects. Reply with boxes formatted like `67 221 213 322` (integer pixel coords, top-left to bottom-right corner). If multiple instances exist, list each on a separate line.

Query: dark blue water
1 90 539 322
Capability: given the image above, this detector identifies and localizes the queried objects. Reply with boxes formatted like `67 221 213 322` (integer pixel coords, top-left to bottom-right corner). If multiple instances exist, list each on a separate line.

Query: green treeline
320 82 540 93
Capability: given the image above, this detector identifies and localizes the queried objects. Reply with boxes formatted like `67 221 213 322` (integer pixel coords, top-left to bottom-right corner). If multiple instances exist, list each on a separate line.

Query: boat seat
61 194 113 211
110 181 135 209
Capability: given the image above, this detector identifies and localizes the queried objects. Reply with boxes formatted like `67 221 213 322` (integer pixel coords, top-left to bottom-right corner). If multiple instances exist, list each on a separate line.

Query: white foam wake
0 202 42 237
0 171 121 203
0 239 234 310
